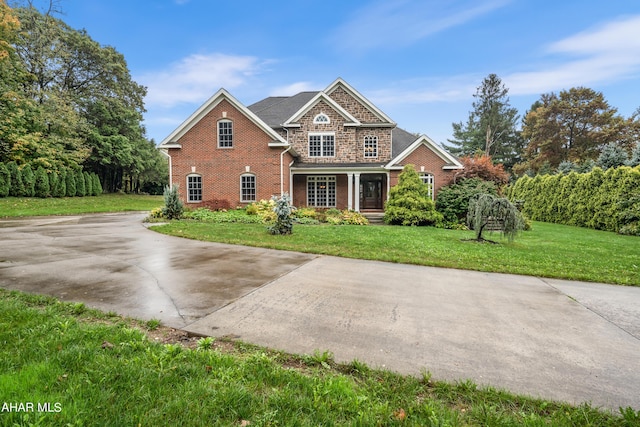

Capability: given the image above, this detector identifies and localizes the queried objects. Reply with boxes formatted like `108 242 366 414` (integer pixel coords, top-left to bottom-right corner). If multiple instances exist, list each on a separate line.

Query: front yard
151 215 640 286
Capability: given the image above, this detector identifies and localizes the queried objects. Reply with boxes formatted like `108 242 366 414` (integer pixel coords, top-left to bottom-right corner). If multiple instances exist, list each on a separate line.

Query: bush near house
384 164 443 226
435 178 498 226
506 166 640 235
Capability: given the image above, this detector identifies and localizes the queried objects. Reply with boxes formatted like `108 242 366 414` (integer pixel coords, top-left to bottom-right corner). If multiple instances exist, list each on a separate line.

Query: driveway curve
1 212 639 411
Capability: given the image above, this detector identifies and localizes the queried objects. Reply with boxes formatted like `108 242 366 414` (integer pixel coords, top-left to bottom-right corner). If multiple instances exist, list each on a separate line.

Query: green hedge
506 166 640 235
0 163 103 199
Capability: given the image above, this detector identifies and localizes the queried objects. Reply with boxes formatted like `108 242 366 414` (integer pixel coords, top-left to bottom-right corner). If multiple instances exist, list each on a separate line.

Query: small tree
65 169 76 197
84 171 93 196
7 162 24 197
268 193 294 235
597 143 628 170
21 164 35 197
34 166 50 197
0 163 10 197
92 173 103 195
627 143 640 167
55 170 67 198
467 193 523 242
75 170 86 196
454 154 510 186
162 185 183 220
384 164 443 226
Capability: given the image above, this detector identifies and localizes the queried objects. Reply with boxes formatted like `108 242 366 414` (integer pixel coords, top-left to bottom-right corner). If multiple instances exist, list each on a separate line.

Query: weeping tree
467 193 523 242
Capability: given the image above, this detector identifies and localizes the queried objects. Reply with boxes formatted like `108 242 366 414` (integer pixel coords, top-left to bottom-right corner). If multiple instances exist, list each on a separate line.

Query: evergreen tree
384 164 443 226
6 161 24 196
65 169 76 197
83 171 93 196
75 169 86 196
445 74 524 172
162 185 183 220
56 169 67 197
0 162 9 197
597 143 629 170
21 163 35 196
92 173 103 195
627 143 640 167
49 170 59 197
34 165 50 197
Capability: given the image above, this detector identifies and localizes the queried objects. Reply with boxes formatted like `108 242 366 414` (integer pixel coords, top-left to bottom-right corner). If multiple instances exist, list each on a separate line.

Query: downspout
280 127 291 196
159 149 172 189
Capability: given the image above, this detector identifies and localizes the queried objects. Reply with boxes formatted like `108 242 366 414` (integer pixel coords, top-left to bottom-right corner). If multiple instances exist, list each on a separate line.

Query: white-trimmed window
187 174 202 202
420 173 434 200
240 174 256 202
309 133 335 157
218 119 233 148
307 176 336 207
364 136 378 158
313 113 330 124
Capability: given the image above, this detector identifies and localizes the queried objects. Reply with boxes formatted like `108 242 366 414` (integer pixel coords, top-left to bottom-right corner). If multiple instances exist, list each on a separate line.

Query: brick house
158 78 463 211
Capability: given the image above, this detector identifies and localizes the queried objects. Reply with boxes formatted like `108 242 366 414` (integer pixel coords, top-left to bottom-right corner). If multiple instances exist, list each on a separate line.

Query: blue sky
57 0 640 146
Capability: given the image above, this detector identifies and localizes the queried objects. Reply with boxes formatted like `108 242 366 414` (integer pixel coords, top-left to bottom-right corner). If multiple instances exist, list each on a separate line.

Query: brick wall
390 144 457 197
168 99 293 207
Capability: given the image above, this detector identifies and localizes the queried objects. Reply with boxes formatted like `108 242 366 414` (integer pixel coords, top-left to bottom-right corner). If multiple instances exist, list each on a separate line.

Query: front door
360 175 383 210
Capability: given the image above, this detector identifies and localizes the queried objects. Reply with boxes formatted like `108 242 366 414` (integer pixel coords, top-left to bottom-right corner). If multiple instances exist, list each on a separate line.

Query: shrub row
506 166 640 235
0 162 103 198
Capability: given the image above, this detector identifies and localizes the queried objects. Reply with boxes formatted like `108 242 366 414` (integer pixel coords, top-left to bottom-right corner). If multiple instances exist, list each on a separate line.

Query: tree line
0 0 167 194
445 74 640 177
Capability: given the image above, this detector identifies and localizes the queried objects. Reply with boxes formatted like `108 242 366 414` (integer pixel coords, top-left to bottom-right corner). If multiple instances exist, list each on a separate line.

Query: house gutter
158 149 173 189
280 127 292 196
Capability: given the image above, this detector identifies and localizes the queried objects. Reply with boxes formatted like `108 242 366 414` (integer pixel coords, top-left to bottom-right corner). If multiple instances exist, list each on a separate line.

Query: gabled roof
325 77 396 126
158 88 288 148
282 92 361 127
248 91 318 128
387 134 464 170
391 127 419 158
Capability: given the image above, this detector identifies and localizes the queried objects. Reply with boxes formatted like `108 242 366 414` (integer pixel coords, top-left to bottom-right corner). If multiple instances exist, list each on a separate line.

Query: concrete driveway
1 213 639 411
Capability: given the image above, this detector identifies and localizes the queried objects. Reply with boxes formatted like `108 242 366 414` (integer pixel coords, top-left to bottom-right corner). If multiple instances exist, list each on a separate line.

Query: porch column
354 173 361 212
347 173 354 211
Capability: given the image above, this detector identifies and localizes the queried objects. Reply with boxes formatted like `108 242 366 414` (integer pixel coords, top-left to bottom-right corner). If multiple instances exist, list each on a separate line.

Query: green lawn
1 289 636 426
0 194 163 217
151 220 640 286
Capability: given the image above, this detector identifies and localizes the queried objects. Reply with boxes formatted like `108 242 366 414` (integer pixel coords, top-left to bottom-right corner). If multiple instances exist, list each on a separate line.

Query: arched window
240 173 256 202
218 119 233 148
187 174 202 202
364 136 378 158
313 113 330 124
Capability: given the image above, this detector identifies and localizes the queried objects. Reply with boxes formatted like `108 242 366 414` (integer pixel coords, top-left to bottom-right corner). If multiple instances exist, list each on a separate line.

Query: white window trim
187 173 202 203
419 173 434 200
313 113 330 124
217 119 233 148
240 173 256 203
307 175 336 207
308 132 335 157
364 135 378 158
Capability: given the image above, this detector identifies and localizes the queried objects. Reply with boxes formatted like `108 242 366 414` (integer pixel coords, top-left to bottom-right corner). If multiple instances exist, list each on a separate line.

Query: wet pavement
1 213 639 411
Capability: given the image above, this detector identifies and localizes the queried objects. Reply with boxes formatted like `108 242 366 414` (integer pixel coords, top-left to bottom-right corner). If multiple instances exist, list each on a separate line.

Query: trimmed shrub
75 170 86 197
0 163 10 197
48 171 59 197
21 164 35 197
92 173 103 195
162 185 183 220
7 162 24 197
84 171 93 196
55 170 67 198
384 164 443 226
34 166 50 198
436 178 497 225
508 165 640 234
65 169 76 197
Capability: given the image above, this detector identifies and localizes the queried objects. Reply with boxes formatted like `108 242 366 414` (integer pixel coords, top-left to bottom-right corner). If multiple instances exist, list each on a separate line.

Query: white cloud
331 0 510 51
269 81 317 96
367 75 479 106
139 53 261 108
504 15 640 95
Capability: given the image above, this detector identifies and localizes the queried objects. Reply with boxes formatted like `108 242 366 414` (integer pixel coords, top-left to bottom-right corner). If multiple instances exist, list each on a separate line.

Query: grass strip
0 194 163 217
1 289 637 426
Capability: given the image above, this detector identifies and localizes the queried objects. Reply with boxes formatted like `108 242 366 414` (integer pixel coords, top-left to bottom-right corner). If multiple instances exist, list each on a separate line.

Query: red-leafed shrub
455 154 509 186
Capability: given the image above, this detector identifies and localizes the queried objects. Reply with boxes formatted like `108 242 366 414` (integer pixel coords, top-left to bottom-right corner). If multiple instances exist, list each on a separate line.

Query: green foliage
628 143 640 167
84 171 93 196
508 166 640 234
467 194 523 242
92 173 103 195
597 143 628 170
6 161 24 196
436 178 497 225
0 162 9 197
384 164 444 226
162 185 184 220
33 165 50 197
247 198 276 222
21 163 34 197
75 169 86 196
55 169 67 197
65 168 76 197
268 193 294 235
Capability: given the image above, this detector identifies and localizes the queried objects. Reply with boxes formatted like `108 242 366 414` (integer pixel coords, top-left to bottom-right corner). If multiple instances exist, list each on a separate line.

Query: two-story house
158 78 463 211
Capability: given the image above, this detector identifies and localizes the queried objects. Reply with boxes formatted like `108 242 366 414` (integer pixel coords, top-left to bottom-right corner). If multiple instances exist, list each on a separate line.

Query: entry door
360 176 383 210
